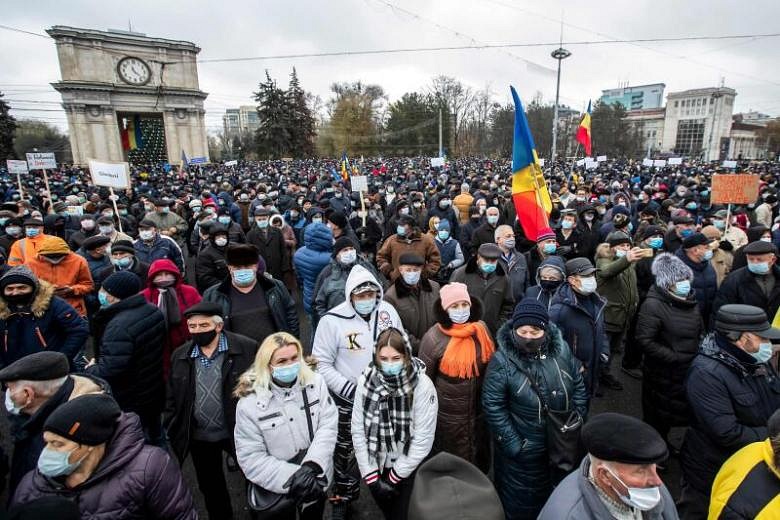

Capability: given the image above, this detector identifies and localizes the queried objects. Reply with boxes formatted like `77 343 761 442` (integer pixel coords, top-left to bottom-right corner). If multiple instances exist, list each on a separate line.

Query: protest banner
88 160 130 189
710 174 760 205
430 157 445 167
668 157 683 165
722 160 738 169
596 155 607 162
224 160 238 167
642 158 654 167
25 152 56 169
653 159 667 167
6 160 28 174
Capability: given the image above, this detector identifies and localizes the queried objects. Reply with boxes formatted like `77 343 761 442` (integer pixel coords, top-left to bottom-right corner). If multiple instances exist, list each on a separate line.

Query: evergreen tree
0 91 17 162
254 71 292 159
287 68 317 157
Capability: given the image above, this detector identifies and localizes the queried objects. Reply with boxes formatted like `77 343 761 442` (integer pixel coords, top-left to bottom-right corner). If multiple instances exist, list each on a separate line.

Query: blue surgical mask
447 307 471 324
672 280 691 297
680 228 694 238
578 276 598 295
487 215 499 225
752 342 774 364
98 291 110 308
232 268 256 286
0 218 8 226
396 225 407 237
256 220 269 229
401 271 421 286
218 216 231 225
713 220 726 230
615 249 627 258
480 261 497 274
686 203 698 210
648 237 663 249
353 299 376 315
504 238 516 250
272 362 301 384
703 250 713 261
561 220 574 229
112 257 132 269
380 360 404 377
542 243 557 255
25 228 40 238
748 261 771 275
38 447 82 477
437 230 450 241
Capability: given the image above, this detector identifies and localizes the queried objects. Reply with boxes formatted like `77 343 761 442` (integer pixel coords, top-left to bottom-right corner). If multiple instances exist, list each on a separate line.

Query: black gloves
719 239 734 252
369 478 399 503
284 462 326 504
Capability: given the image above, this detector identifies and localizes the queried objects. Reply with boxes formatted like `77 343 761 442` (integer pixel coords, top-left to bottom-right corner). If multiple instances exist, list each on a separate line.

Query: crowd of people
0 155 778 519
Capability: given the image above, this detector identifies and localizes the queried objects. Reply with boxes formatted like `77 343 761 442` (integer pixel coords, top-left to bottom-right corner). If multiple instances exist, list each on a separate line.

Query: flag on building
510 86 552 242
340 151 350 181
121 115 144 151
576 100 592 156
180 150 189 170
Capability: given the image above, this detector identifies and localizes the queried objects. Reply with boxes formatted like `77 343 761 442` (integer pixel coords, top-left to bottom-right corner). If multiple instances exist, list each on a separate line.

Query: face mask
577 276 598 295
353 299 376 315
232 268 256 287
81 221 95 231
647 237 663 249
396 225 407 237
380 360 404 377
38 447 83 478
5 292 33 306
606 466 662 511
191 329 218 346
480 261 497 274
159 207 169 214
448 307 471 324
412 202 422 209
615 249 627 258
584 214 595 222
154 276 176 288
487 215 499 225
561 220 574 229
5 389 27 415
119 209 128 216
5 226 20 236
290 211 299 218
702 250 713 261
273 362 301 384
387 187 394 193
438 230 450 241
256 220 269 229
680 228 694 238
672 280 691 296
401 271 421 286
139 230 155 241
748 261 771 275
686 203 697 210
218 216 231 225
312 217 322 224
540 279 562 293
25 228 40 238
439 200 451 208
399 207 410 216
98 291 110 308
513 333 547 353
752 342 774 364
112 257 132 269
761 237 773 243
504 238 516 250
542 243 557 255
335 192 343 199
214 237 228 247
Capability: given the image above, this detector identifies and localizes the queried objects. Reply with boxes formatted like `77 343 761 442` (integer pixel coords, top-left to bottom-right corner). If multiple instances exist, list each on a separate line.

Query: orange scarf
438 322 496 379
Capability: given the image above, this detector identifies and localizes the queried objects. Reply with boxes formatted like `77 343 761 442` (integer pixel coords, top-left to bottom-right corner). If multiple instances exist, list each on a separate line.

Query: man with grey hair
495 224 528 302
471 206 502 252
539 413 678 519
164 301 258 520
0 351 107 494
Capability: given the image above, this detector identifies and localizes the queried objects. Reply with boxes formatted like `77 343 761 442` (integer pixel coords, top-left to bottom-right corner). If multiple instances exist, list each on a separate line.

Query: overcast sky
2 0 779 135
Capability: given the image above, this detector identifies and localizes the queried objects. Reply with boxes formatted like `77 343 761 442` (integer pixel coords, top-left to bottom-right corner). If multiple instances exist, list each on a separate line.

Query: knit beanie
110 240 135 255
333 236 358 258
511 298 549 330
37 236 70 255
651 252 693 289
43 394 121 446
101 271 141 299
440 282 471 310
0 265 39 291
328 212 348 230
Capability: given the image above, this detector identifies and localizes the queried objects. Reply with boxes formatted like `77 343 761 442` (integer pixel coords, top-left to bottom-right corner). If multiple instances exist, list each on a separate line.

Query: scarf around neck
437 322 495 379
156 286 181 329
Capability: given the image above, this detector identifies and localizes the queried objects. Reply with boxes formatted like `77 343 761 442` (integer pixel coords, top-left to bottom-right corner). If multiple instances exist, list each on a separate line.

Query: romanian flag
340 151 350 181
510 86 552 242
121 115 144 151
576 101 592 156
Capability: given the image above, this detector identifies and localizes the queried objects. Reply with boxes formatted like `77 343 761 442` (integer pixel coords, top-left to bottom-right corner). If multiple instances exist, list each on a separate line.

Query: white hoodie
312 264 402 401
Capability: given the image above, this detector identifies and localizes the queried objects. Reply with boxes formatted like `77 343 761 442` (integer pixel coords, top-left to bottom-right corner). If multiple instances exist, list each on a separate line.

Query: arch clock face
117 57 151 86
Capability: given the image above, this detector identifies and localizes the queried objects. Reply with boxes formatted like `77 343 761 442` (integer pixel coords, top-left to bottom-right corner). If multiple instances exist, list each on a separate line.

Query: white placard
585 160 598 170
653 160 667 167
722 160 738 168
596 155 607 162
25 152 56 169
642 158 654 167
538 158 545 167
224 160 238 167
6 160 28 174
88 160 129 189
430 157 445 167
576 159 586 166
668 157 683 165
350 175 368 192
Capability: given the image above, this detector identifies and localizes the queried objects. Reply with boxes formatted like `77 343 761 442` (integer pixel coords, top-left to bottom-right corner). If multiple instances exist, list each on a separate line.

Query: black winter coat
450 257 513 336
471 222 500 253
712 265 780 324
635 285 703 427
87 294 166 418
681 333 780 494
246 227 289 280
194 243 228 293
675 248 718 323
97 258 150 288
164 331 258 462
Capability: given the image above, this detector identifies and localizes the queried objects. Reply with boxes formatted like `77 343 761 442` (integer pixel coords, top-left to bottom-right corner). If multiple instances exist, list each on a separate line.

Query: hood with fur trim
651 252 693 290
0 280 55 320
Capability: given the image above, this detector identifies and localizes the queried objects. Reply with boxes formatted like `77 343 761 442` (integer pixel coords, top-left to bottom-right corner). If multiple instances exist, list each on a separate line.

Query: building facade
47 26 209 165
661 87 736 161
625 108 666 157
222 106 259 138
600 83 666 110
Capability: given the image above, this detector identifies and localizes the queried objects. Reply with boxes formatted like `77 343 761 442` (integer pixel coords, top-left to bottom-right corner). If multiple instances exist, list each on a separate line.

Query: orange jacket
26 253 94 316
7 234 51 266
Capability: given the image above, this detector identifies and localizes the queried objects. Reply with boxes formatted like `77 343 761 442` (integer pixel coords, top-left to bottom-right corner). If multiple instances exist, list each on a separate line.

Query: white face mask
5 388 27 415
577 276 598 295
605 466 662 511
139 230 155 241
447 307 471 324
214 237 228 247
339 249 357 265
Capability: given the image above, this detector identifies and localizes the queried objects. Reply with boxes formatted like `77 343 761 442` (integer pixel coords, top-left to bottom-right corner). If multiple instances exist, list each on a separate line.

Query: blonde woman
234 332 338 520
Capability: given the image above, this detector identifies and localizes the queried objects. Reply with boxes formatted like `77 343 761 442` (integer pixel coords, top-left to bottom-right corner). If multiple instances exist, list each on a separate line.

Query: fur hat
226 244 260 266
651 252 693 289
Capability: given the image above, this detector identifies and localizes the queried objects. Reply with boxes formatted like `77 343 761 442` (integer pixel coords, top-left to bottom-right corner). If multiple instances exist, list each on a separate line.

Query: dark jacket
482 322 588 520
202 273 300 339
524 248 563 287
471 222 500 253
12 412 198 519
87 294 167 417
246 226 289 280
595 245 639 333
450 257 513 336
523 256 566 311
675 247 718 323
97 258 150 288
635 285 703 427
713 264 780 324
418 297 492 473
575 208 601 261
292 222 333 314
681 333 780 494
195 242 228 294
164 331 258 462
0 281 89 369
383 277 441 354
548 282 608 395
133 235 184 273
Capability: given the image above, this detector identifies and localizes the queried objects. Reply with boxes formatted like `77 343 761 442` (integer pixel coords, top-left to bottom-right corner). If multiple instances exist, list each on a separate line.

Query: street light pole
550 47 571 162
705 89 723 162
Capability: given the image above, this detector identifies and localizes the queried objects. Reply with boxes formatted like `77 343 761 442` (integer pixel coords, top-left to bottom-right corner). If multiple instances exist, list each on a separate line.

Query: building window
674 119 705 157
674 101 678 107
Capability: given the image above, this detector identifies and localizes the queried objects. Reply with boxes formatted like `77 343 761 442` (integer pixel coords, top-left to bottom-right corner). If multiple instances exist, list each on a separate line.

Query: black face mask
539 279 562 293
191 330 218 346
513 333 547 353
4 292 34 306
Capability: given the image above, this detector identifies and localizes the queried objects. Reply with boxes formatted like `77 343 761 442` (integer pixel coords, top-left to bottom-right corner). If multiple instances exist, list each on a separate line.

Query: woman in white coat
234 332 338 520
351 327 438 520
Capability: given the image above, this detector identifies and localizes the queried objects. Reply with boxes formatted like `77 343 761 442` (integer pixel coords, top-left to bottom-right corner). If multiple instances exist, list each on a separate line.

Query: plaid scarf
361 359 420 460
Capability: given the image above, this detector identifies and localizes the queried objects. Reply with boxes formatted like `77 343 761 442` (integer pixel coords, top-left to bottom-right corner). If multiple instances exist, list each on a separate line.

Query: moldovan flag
510 86 552 241
576 100 592 156
340 151 350 181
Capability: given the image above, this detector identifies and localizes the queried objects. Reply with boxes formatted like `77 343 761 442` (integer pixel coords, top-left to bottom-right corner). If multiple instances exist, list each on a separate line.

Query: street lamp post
550 47 572 162
705 89 723 162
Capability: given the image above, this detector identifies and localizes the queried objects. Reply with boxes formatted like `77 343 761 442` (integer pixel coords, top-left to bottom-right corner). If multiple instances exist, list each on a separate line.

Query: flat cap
715 304 780 339
253 207 270 217
477 243 502 259
640 225 665 240
566 257 598 276
607 231 632 247
682 232 709 249
0 351 69 382
138 219 157 229
183 301 224 319
399 252 425 266
744 240 777 255
23 218 44 227
672 215 695 225
82 235 111 251
110 240 135 255
582 412 668 464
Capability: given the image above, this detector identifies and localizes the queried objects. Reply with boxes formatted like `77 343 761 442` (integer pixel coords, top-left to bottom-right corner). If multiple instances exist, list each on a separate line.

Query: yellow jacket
709 438 780 519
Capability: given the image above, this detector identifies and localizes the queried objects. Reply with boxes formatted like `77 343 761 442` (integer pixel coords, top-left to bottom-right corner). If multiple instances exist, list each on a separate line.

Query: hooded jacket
25 251 94 317
312 265 403 401
292 222 333 314
523 256 566 311
0 280 89 369
311 257 382 327
12 412 197 519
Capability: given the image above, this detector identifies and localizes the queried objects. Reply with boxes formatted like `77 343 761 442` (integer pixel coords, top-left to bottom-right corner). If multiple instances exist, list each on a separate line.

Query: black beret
682 232 709 249
138 219 157 229
582 413 668 464
110 240 135 255
44 394 121 446
744 240 777 255
0 351 69 382
183 301 224 319
82 235 110 251
399 252 425 266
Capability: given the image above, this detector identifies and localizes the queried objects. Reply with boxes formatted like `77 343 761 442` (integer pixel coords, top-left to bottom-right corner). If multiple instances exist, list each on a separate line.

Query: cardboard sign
430 157 445 167
653 160 667 167
585 160 598 170
668 157 683 165
722 160 738 169
596 155 607 162
711 174 760 205
350 175 368 193
6 160 28 174
224 160 238 167
189 156 208 165
88 160 130 189
25 152 56 169
576 159 586 166
642 158 654 167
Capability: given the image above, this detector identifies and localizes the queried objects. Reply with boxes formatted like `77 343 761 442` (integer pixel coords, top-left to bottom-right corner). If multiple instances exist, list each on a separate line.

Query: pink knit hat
440 282 471 310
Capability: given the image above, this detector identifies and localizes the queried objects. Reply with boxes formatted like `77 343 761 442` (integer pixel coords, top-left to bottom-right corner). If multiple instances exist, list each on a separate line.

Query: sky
2 0 779 135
